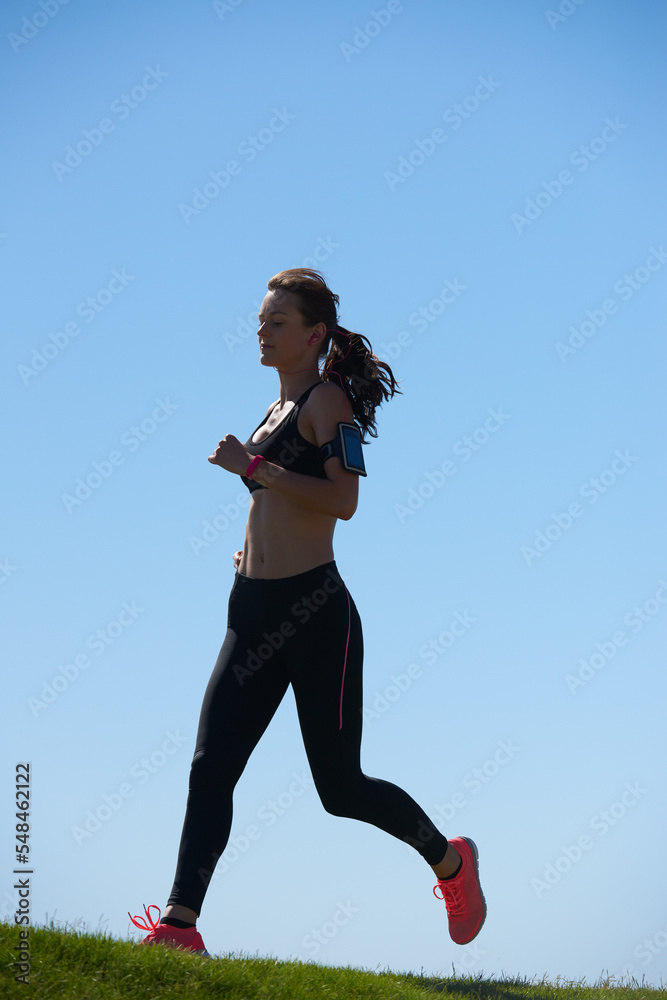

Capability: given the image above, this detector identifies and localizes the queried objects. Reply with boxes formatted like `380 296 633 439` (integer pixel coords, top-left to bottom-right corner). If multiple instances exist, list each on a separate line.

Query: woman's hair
266 268 401 441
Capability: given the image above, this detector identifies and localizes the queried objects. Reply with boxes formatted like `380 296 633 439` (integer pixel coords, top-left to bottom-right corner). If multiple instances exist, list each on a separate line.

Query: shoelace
433 877 467 917
128 903 162 932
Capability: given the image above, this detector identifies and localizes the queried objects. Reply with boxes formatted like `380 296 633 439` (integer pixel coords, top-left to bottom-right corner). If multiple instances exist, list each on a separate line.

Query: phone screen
342 425 366 474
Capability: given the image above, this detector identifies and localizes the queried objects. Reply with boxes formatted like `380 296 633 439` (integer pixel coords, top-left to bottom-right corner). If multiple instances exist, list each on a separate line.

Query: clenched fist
208 434 251 476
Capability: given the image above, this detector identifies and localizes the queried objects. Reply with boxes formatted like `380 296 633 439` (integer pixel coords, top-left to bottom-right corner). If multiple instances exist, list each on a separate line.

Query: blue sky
2 0 667 985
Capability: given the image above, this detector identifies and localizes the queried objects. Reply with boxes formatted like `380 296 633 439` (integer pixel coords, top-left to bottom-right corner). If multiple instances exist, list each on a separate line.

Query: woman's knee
315 771 366 818
188 750 214 790
188 749 240 793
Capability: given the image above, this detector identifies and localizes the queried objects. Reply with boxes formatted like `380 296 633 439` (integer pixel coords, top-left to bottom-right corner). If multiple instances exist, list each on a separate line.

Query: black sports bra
240 382 328 493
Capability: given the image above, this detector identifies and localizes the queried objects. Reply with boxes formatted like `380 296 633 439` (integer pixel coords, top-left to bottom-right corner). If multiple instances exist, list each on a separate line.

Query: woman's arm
250 459 358 519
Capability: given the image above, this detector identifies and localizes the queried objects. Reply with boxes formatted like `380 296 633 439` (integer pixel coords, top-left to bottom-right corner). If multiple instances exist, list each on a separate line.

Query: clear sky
2 0 666 985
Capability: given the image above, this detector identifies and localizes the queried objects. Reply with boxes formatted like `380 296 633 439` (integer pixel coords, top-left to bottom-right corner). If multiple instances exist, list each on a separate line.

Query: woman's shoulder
304 380 347 408
301 380 350 425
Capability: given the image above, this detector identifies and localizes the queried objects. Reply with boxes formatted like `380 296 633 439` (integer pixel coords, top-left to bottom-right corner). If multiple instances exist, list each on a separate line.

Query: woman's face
257 289 322 369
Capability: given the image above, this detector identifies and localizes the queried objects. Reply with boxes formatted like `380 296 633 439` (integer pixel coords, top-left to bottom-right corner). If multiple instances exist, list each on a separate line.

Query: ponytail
266 268 401 442
320 327 401 442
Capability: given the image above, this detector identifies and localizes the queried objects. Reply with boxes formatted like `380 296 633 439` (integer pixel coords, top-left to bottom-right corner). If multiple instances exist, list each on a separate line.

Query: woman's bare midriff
238 489 336 579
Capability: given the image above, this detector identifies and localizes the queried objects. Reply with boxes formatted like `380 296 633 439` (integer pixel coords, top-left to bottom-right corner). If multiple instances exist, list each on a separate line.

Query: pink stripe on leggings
339 585 351 730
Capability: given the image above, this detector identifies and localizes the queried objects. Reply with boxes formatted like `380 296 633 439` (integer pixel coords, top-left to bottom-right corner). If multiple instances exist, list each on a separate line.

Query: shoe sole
458 836 487 944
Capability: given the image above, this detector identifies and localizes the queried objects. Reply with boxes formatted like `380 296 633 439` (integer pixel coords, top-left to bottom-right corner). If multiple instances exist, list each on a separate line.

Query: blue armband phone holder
320 423 367 476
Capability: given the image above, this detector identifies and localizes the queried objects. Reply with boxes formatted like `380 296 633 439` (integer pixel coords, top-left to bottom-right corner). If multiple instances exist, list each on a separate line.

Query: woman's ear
307 322 327 346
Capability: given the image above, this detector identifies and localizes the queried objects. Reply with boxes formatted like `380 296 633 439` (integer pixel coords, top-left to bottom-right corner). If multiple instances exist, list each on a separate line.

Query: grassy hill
1 922 662 999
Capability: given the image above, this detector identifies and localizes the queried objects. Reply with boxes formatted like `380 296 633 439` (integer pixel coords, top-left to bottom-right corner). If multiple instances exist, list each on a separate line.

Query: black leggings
167 561 448 913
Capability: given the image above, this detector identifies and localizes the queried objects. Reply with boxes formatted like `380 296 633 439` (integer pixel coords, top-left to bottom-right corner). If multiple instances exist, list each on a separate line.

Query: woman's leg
286 564 486 946
287 564 450 867
165 576 290 916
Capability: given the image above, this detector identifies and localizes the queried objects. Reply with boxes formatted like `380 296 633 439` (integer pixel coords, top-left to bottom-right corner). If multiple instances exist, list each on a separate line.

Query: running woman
129 269 485 956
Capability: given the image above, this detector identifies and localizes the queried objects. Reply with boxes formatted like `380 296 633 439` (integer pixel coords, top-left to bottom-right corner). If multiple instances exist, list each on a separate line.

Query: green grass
0 921 663 1000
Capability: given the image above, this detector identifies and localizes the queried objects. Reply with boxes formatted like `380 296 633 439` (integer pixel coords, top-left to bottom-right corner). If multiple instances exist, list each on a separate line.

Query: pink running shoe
433 836 486 945
128 904 209 957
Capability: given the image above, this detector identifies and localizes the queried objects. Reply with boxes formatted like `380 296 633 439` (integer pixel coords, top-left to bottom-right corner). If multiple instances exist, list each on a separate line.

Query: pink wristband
246 455 265 480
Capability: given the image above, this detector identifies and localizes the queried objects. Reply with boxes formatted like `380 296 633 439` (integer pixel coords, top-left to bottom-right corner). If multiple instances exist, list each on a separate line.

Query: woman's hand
232 550 242 570
208 434 250 476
